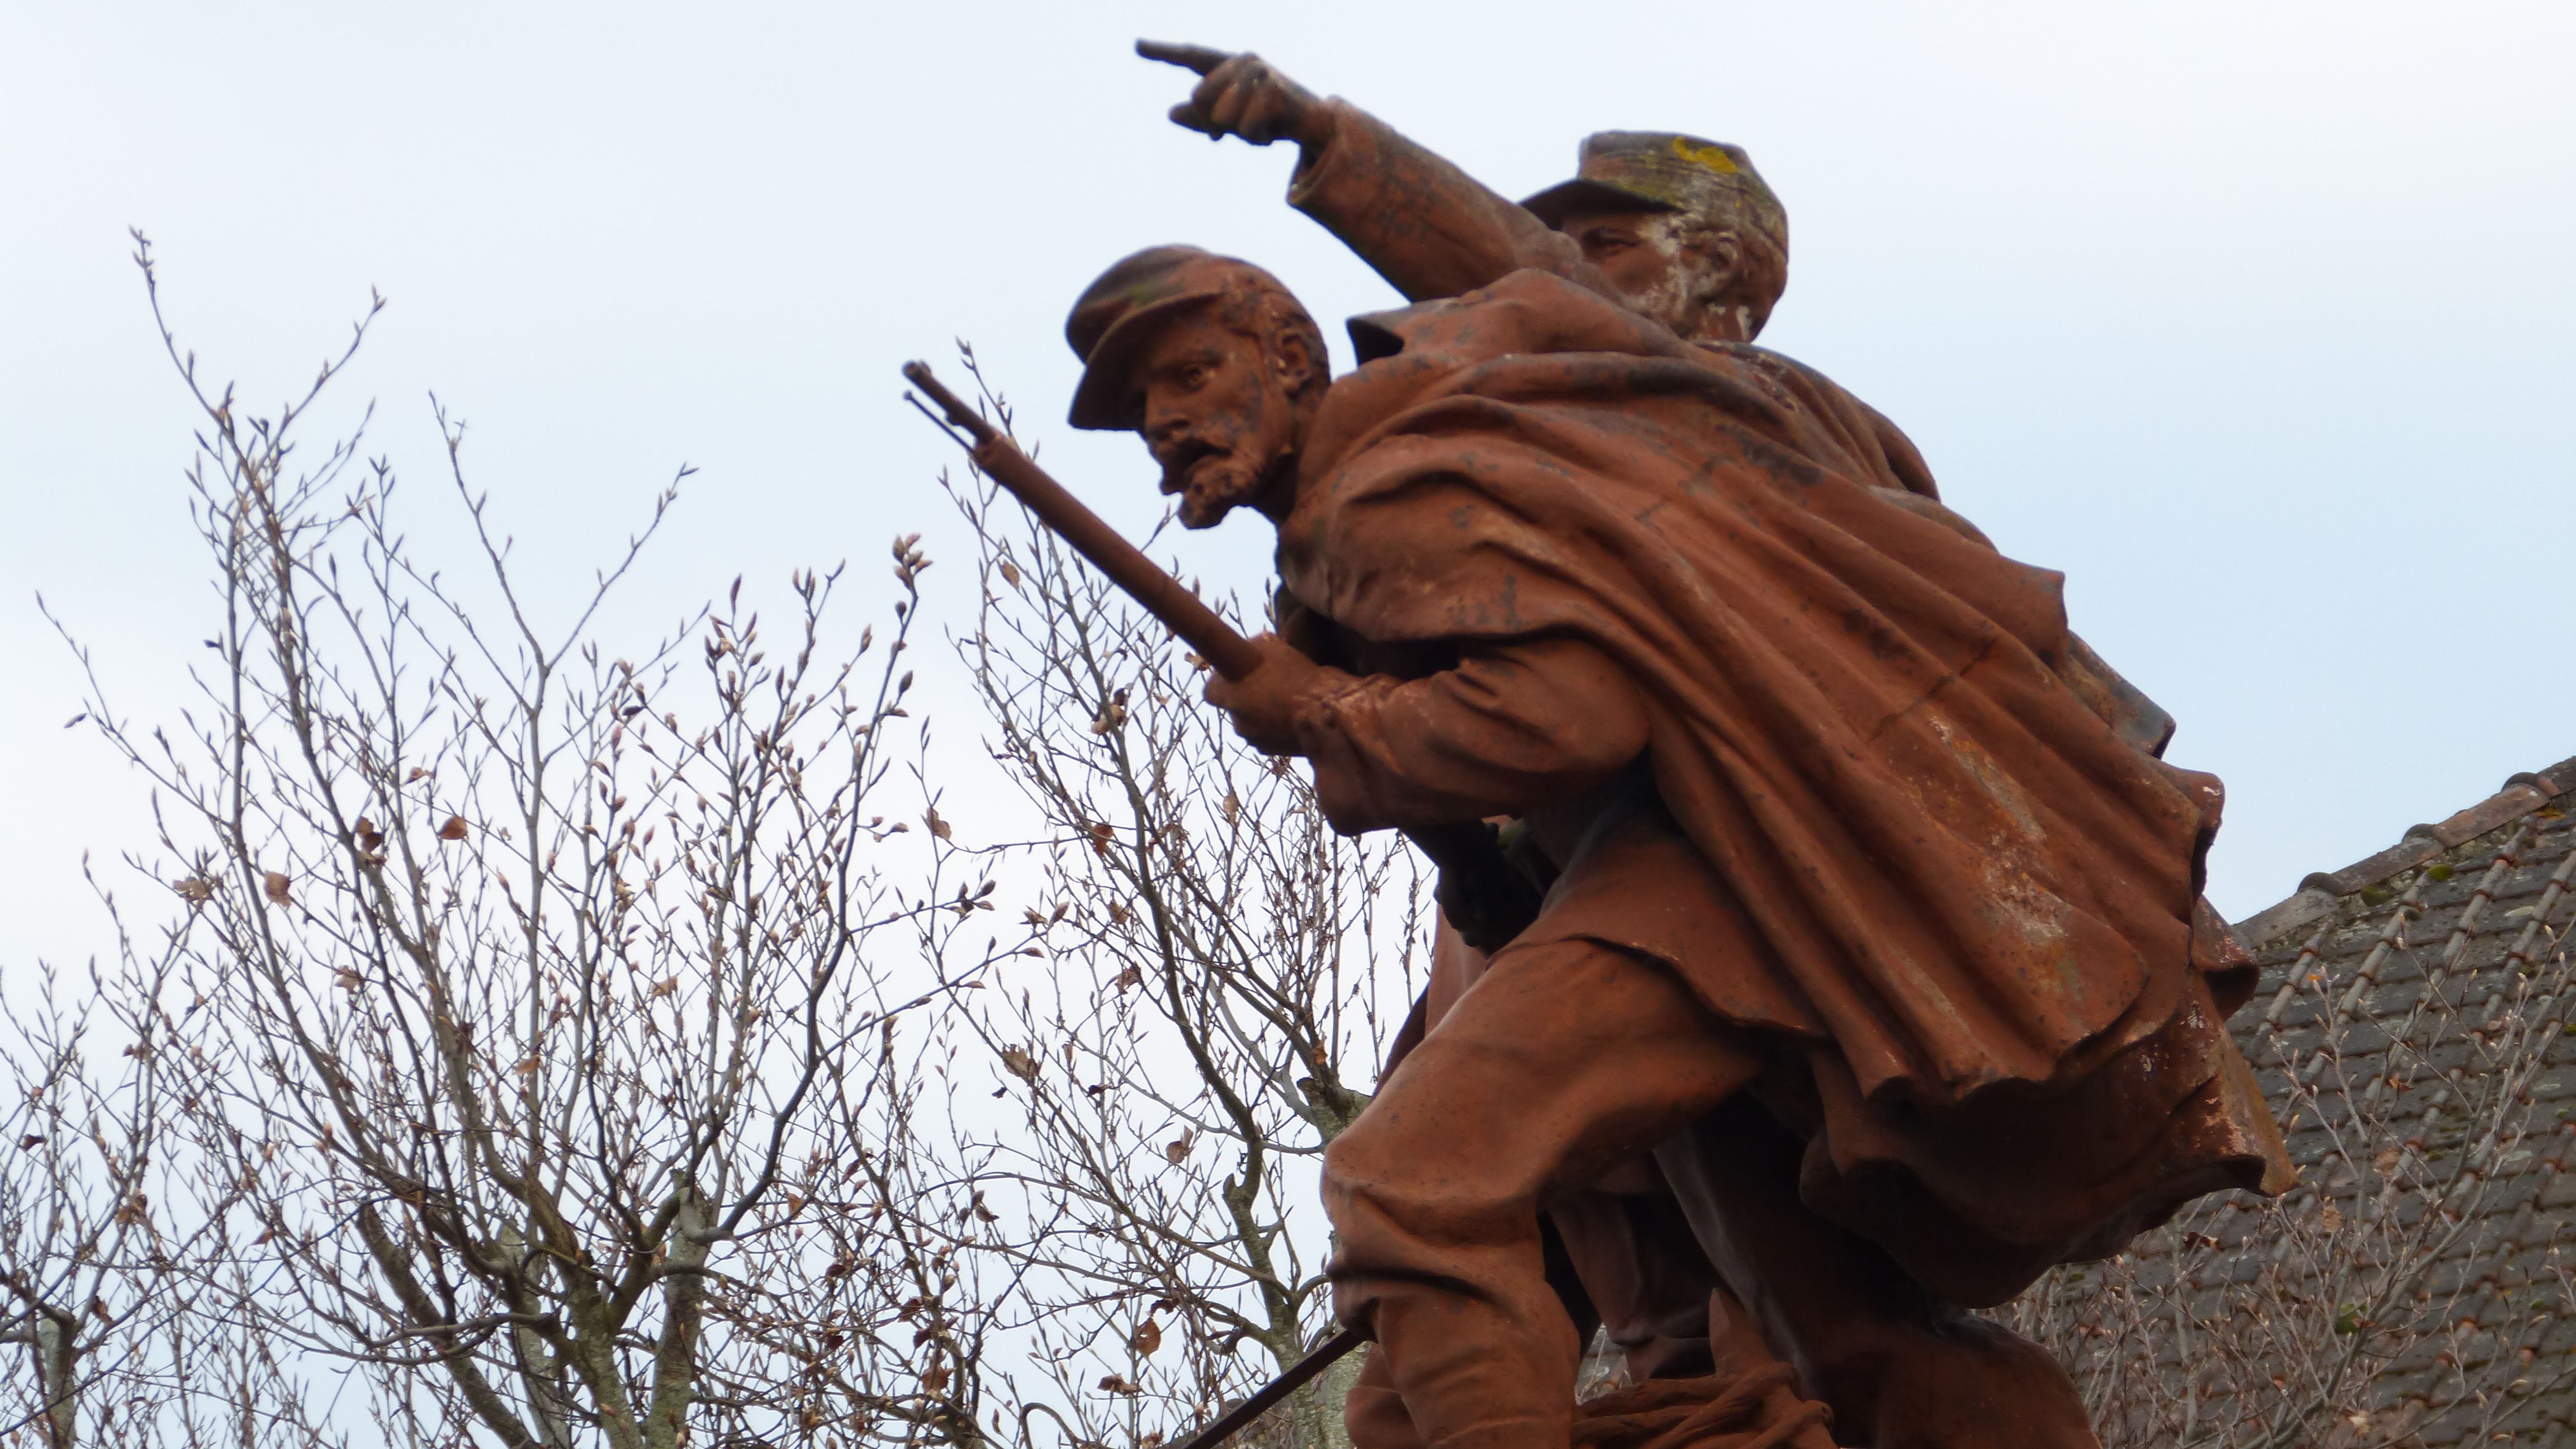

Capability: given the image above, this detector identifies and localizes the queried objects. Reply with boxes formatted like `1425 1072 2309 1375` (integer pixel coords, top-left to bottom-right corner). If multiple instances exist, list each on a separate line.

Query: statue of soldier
1120 49 2294 1449
1055 242 2289 1449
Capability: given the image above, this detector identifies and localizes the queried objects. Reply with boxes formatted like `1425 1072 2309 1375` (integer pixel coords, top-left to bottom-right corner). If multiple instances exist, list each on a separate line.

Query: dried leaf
172 877 214 904
263 871 291 906
1097 1375 1140 1396
17 1134 44 1150
1130 1318 1162 1355
997 560 1021 588
333 969 364 992
1114 965 1143 992
1001 1046 1038 1081
511 1056 540 1076
437 815 469 841
650 976 679 1000
923 1360 952 1392
925 806 951 841
1163 1129 1194 1164
1108 900 1130 926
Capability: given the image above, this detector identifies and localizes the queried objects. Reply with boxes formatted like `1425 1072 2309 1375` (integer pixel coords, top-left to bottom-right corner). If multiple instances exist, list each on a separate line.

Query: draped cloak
1281 270 2290 1305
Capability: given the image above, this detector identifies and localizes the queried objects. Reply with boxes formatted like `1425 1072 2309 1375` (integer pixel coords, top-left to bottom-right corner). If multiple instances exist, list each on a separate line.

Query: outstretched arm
1141 41 1598 305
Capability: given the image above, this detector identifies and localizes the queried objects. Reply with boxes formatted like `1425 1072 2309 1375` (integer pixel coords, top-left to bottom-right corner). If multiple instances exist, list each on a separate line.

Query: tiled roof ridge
2231 750 2576 948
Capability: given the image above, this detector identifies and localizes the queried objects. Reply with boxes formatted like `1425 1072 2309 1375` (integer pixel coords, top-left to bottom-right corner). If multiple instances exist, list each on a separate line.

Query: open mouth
1157 439 1224 494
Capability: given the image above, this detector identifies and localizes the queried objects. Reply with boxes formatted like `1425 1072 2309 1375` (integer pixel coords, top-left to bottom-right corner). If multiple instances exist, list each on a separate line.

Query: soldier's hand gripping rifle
902 361 1545 953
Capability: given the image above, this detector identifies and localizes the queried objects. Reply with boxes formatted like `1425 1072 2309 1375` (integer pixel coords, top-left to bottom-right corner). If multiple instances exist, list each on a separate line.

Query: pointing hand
1138 40 1327 149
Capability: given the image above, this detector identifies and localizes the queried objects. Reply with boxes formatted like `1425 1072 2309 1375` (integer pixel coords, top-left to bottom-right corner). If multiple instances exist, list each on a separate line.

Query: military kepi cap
1065 245 1286 431
1522 132 1787 253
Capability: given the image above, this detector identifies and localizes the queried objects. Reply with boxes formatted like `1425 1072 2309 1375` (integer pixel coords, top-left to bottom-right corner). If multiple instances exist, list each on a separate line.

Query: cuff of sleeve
1285 97 1370 213
1289 673 1389 835
1289 669 1378 746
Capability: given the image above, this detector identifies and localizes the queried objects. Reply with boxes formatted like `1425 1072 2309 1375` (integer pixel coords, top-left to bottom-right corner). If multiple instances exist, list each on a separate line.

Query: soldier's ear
1693 229 1746 293
1271 329 1319 396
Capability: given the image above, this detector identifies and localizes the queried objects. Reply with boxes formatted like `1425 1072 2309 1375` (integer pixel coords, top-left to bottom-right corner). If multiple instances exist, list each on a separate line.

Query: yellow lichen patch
1671 138 1740 174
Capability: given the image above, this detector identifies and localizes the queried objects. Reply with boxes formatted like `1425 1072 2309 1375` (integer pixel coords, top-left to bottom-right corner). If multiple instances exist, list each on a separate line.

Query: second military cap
1522 131 1787 254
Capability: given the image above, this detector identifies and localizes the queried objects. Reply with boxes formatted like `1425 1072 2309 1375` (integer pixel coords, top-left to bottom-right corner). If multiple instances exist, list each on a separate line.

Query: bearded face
1561 206 1751 344
1126 308 1315 529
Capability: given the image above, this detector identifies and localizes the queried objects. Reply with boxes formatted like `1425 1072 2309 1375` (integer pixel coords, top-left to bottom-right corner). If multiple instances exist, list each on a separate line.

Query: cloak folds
1284 271 2287 1303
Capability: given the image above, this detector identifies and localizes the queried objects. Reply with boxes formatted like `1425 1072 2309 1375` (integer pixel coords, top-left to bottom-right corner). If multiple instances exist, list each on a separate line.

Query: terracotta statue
1063 67 2290 1448
1128 49 2301 1449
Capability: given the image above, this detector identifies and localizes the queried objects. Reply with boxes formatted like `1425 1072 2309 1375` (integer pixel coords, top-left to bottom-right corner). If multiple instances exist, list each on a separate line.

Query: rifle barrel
903 362 1265 681
1167 1324 1371 1449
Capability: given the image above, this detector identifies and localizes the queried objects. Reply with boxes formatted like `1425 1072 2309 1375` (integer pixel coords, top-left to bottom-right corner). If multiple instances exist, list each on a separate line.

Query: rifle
901 361 1545 951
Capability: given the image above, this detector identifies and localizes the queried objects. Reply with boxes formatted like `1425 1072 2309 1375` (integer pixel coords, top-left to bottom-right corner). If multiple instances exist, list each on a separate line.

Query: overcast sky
3 0 2570 977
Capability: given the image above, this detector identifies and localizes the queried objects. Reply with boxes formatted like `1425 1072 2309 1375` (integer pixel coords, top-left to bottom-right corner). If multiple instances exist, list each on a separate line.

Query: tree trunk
1290 1342 1362 1449
35 1313 77 1449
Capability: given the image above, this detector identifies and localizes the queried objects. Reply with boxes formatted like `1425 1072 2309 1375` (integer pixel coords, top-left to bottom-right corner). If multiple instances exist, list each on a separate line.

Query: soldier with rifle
913 213 2288 1448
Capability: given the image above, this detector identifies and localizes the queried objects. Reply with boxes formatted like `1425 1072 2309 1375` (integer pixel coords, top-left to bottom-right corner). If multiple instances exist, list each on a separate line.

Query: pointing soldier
1137 40 1941 505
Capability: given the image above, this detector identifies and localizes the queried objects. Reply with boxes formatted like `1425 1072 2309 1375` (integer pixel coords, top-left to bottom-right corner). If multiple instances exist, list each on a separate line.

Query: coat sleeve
1286 100 1608 305
1289 633 1650 834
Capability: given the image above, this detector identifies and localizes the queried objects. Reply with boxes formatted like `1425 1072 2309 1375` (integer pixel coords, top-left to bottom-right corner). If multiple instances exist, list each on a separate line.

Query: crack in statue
1054 44 2296 1449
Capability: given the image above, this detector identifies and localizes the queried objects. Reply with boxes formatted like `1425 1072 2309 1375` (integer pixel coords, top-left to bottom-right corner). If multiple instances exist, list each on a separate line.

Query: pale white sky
3 0 2571 978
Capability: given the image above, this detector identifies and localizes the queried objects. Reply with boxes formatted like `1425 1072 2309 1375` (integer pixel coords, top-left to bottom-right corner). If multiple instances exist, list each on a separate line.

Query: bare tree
37 236 1049 1449
1 907 344 1449
1 944 199 1449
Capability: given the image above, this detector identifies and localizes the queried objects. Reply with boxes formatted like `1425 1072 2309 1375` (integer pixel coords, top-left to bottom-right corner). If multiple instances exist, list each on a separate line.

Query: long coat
1284 270 2290 1304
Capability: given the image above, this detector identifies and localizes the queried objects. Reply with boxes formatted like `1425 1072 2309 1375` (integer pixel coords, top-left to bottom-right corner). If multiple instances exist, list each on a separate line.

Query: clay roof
2027 754 2576 1447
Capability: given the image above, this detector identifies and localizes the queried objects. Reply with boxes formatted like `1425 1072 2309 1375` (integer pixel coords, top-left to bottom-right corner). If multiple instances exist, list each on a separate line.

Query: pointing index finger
1136 39 1231 75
